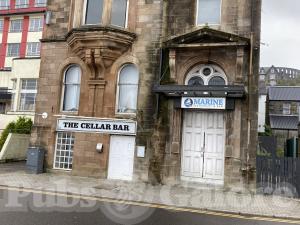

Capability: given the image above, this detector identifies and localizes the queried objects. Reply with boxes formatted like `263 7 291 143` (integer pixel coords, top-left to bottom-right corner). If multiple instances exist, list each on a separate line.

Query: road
0 187 299 225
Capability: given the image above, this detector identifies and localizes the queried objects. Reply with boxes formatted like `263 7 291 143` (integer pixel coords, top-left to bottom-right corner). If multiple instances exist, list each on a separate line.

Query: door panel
181 111 204 178
108 135 135 181
181 111 225 183
203 112 225 180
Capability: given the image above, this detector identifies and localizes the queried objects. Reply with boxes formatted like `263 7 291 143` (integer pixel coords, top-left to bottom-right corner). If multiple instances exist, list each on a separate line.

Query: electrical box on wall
96 143 103 153
136 146 146 158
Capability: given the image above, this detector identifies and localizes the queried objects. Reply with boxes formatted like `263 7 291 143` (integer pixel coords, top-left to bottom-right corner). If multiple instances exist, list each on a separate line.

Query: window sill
115 113 136 120
60 111 79 116
194 24 221 30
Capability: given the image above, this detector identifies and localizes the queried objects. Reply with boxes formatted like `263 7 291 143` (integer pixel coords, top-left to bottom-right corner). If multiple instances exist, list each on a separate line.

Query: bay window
85 0 104 24
111 0 128 27
62 65 81 112
197 0 221 25
117 64 139 114
83 0 128 28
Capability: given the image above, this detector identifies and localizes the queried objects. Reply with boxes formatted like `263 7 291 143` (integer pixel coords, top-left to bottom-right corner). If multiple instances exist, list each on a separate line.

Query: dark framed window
85 0 104 24
111 0 128 27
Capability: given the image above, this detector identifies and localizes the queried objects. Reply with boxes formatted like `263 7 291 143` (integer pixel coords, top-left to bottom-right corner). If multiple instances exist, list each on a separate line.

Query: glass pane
19 93 36 111
188 76 204 86
85 0 103 24
197 0 221 25
208 76 226 86
63 85 80 111
118 84 138 113
111 0 127 27
65 66 81 84
119 64 139 84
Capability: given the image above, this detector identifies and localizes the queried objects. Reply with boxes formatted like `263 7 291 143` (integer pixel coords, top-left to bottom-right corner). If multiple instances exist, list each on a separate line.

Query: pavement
0 162 299 221
0 189 297 225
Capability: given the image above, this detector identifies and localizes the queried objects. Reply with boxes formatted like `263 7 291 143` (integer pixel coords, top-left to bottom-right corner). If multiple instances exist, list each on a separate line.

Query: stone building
31 0 261 188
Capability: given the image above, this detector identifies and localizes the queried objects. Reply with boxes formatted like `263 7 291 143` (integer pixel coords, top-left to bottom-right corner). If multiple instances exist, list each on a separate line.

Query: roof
260 66 300 76
163 27 249 48
269 115 299 130
268 86 300 101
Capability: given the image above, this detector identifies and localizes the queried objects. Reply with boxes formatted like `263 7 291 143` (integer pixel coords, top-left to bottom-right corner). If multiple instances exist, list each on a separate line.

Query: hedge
0 117 33 151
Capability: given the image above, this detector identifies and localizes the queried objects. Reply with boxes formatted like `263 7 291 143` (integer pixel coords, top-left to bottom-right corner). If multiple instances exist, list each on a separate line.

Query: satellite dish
42 112 48 119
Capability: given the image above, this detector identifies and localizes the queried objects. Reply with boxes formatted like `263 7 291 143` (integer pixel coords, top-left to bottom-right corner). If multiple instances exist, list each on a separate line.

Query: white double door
108 135 136 181
181 111 225 184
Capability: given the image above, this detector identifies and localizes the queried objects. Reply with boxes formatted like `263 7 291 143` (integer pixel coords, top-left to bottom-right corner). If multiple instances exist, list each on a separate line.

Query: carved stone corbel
169 49 177 80
236 47 245 83
85 49 105 80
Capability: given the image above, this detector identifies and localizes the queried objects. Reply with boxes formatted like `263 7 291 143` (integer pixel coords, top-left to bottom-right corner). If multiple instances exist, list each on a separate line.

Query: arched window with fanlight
117 64 139 114
62 65 81 112
185 64 227 86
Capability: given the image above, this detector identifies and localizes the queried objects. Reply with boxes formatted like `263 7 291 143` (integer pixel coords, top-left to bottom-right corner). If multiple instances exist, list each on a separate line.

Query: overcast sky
260 0 300 69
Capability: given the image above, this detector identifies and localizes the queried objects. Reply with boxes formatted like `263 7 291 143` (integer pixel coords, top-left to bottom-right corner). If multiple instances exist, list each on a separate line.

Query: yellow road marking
0 186 299 224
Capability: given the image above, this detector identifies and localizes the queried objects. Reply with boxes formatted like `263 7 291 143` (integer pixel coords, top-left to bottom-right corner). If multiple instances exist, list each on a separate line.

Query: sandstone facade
32 0 261 188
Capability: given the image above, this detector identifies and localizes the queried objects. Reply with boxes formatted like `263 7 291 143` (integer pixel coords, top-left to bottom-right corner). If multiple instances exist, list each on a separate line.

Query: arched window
62 65 81 112
117 64 139 113
185 64 227 86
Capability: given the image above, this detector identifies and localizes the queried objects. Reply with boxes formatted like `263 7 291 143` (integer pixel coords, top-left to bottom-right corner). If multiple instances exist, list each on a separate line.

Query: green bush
0 117 33 151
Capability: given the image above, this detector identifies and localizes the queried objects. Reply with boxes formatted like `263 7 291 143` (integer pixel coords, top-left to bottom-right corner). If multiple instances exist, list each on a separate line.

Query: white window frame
29 17 43 32
10 79 17 111
0 0 10 10
110 0 129 28
283 103 291 115
185 64 227 86
18 79 37 111
26 42 41 56
115 63 139 115
35 0 47 7
53 132 75 171
7 43 20 57
196 0 222 26
15 0 29 8
9 19 23 32
61 65 81 113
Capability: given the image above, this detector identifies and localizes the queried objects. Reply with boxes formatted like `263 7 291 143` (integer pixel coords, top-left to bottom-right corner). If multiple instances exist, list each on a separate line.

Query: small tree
0 117 33 151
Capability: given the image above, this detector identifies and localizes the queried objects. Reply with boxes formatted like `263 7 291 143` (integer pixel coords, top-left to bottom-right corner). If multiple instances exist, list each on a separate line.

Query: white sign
137 146 146 158
57 118 137 135
181 97 226 109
